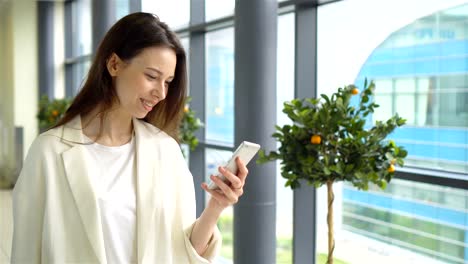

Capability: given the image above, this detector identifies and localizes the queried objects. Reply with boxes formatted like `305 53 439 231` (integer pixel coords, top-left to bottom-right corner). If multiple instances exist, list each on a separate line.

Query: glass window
205 148 234 261
142 0 190 30
416 78 430 126
357 9 468 174
205 0 235 22
318 0 468 174
318 1 468 263
180 37 190 93
373 79 393 122
342 180 468 264
395 78 416 125
68 0 92 57
65 0 92 96
115 0 129 20
276 12 295 263
205 28 234 144
67 60 91 96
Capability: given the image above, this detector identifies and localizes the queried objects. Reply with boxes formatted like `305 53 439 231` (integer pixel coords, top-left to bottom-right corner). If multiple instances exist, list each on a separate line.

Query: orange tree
257 80 407 264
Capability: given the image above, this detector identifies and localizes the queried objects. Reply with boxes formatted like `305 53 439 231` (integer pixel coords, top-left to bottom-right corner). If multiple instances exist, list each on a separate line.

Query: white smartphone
207 141 261 190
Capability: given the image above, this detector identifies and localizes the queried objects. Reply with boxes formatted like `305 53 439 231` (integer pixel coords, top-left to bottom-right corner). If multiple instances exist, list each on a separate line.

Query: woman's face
108 46 177 119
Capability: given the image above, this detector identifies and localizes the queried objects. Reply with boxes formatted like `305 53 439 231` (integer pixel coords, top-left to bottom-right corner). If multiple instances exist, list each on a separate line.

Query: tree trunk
327 180 335 264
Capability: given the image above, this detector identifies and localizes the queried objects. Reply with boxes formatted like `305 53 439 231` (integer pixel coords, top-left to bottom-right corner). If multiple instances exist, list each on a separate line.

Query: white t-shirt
83 135 137 264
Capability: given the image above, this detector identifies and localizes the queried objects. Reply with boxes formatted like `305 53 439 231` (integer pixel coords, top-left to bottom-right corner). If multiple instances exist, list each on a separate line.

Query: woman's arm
190 157 249 255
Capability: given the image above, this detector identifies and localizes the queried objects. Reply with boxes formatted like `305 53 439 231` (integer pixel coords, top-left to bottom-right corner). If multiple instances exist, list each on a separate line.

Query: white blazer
11 116 221 264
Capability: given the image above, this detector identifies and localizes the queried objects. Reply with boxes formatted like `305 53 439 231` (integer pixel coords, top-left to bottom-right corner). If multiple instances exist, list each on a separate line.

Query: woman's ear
106 53 122 77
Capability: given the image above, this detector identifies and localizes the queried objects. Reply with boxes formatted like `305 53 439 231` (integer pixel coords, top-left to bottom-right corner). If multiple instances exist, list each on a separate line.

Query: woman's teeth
144 101 153 107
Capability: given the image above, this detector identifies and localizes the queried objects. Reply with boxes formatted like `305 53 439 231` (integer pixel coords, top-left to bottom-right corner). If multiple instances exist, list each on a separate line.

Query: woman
11 12 248 264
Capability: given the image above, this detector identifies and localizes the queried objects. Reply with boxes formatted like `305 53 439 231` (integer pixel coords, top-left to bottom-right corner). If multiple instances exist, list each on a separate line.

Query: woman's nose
151 83 167 100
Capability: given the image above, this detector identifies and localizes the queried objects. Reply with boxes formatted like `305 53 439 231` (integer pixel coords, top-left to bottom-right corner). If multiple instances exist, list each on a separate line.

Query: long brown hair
53 12 187 142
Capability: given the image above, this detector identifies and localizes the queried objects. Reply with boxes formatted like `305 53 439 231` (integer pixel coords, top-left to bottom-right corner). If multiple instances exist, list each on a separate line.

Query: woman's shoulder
28 126 67 154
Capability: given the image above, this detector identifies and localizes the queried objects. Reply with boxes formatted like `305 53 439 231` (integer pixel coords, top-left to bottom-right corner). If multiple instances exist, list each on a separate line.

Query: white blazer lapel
133 119 157 262
60 116 107 264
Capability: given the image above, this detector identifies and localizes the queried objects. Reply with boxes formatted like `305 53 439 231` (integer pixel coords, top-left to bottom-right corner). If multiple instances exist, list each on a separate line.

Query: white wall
54 2 65 99
0 1 15 167
12 0 38 159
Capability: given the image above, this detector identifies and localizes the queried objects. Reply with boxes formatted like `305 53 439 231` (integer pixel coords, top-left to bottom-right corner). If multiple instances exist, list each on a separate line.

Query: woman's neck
81 107 134 147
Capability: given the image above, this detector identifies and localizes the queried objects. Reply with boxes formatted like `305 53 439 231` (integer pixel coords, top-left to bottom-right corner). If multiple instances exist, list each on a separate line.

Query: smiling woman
53 12 187 144
11 12 250 264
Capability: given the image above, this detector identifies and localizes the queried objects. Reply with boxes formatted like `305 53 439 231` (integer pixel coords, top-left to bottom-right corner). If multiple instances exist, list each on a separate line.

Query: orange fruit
351 88 359 95
52 110 59 117
387 164 395 173
310 135 321 144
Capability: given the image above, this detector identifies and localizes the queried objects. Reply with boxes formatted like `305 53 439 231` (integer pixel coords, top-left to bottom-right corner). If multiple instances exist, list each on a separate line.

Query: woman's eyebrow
146 67 174 79
146 67 163 75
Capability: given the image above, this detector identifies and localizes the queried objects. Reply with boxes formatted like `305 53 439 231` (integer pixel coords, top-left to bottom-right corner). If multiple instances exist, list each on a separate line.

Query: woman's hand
190 157 249 255
201 157 249 209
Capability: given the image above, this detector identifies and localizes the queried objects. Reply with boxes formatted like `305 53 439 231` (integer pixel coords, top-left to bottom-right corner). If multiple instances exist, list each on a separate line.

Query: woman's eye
146 74 157 80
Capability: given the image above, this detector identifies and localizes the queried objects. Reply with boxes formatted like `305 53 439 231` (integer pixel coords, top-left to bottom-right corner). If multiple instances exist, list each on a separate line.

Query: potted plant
179 96 203 152
37 95 72 132
257 80 408 264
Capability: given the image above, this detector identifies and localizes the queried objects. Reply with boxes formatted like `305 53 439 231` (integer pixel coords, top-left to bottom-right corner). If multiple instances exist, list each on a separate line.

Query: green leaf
385 152 394 160
321 94 330 104
378 181 387 190
362 95 369 103
399 149 408 158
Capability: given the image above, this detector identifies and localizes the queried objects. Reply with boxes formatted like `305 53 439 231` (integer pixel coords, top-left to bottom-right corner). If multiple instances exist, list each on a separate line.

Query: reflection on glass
205 0 234 22
276 13 295 264
205 148 233 261
141 0 190 30
205 28 234 144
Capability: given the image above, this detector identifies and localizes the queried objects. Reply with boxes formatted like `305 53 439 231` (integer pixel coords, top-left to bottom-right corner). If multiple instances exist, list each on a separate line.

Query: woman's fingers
208 175 238 203
202 183 230 203
235 157 249 182
201 158 250 208
218 166 242 189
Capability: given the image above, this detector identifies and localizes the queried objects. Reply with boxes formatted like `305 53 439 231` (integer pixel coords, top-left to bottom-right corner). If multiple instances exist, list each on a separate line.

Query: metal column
37 1 55 99
129 0 141 13
91 0 116 52
188 0 207 218
234 0 277 263
293 4 318 264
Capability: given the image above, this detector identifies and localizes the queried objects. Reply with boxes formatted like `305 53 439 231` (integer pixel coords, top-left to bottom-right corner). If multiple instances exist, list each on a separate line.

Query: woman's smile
140 98 155 112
